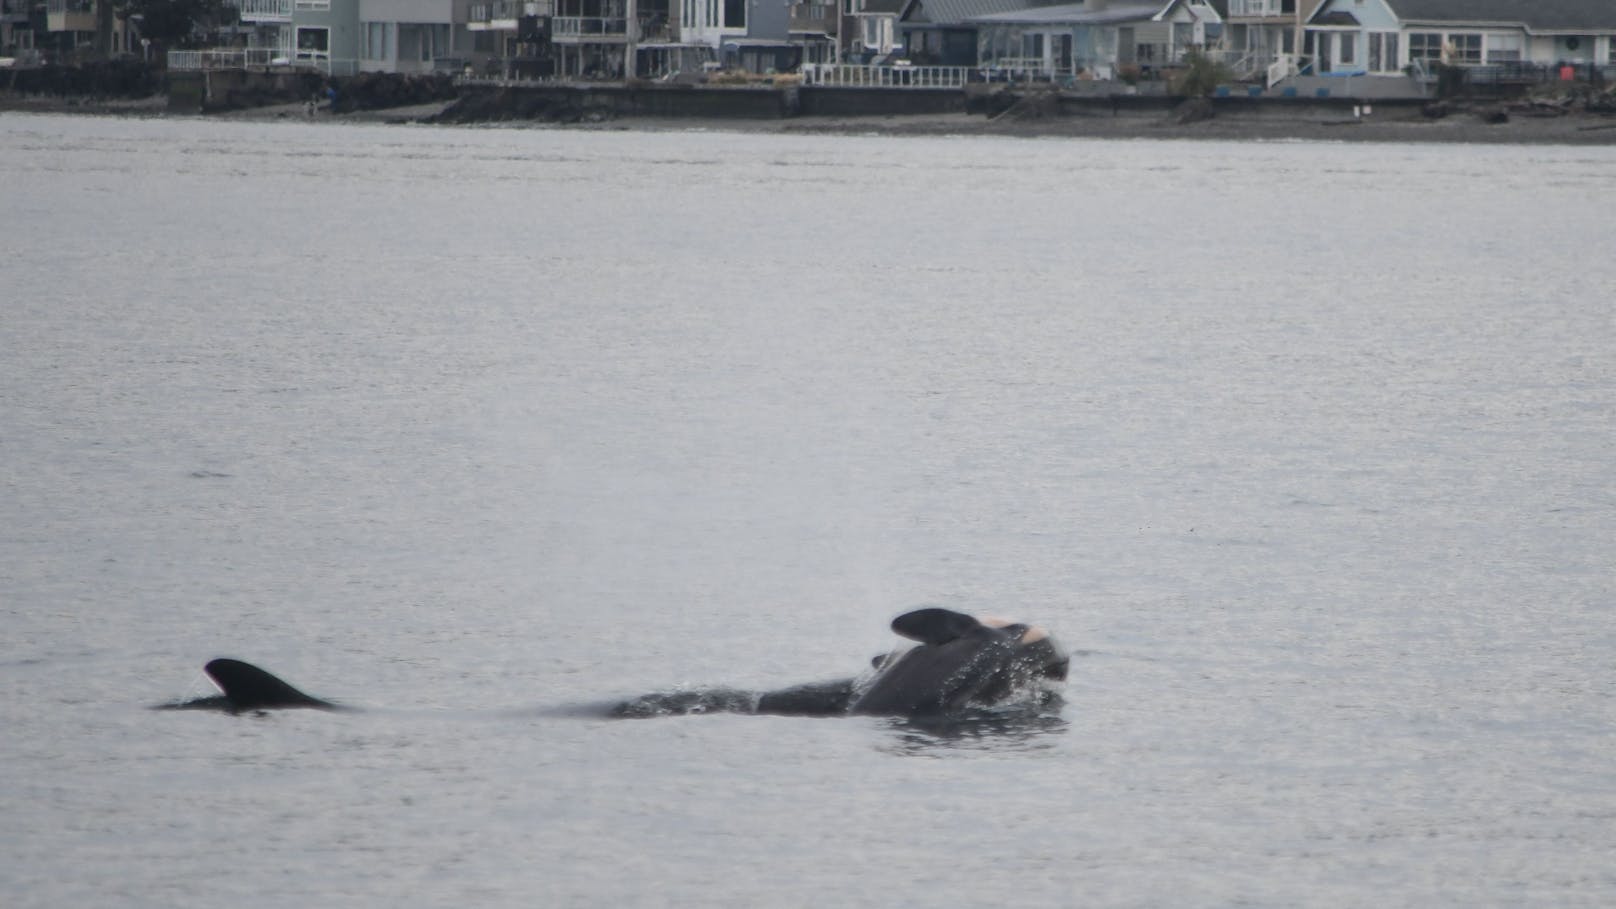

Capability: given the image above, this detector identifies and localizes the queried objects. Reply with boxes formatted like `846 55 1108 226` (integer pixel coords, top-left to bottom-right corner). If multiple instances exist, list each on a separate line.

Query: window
296 26 329 57
1408 31 1441 64
1368 31 1396 71
1486 33 1522 63
1172 21 1192 51
363 22 388 60
1447 32 1481 64
1338 32 1354 65
723 0 744 29
421 23 449 60
1022 32 1043 59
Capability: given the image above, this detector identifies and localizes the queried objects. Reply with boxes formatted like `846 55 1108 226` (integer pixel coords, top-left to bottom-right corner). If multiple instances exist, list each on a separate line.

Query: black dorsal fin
890 608 986 646
204 658 336 711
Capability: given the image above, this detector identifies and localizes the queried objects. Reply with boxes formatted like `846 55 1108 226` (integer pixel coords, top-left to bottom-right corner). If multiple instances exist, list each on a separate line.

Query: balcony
550 15 627 42
46 0 95 32
467 0 552 30
232 0 293 21
1226 0 1290 18
790 2 835 35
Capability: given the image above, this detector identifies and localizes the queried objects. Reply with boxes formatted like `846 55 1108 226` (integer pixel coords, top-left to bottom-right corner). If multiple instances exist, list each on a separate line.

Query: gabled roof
1334 0 1616 31
1153 0 1222 24
970 1 1161 26
900 0 1055 26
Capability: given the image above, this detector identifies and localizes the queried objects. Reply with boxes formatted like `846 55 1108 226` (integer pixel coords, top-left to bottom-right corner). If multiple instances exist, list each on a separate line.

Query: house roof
900 0 1056 26
1153 0 1222 24
1312 10 1359 26
970 1 1161 26
1367 0 1616 31
861 0 909 15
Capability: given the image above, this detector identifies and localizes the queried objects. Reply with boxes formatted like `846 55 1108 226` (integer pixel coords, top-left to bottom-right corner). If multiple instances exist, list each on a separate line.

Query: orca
159 609 1067 720
612 608 1068 718
157 658 341 713
850 608 1069 716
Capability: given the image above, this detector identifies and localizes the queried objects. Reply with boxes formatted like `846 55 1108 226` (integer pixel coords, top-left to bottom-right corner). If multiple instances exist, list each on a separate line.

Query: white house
1304 0 1616 77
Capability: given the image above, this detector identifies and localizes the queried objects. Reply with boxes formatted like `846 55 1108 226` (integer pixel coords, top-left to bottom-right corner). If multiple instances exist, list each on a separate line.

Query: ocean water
2 112 1614 907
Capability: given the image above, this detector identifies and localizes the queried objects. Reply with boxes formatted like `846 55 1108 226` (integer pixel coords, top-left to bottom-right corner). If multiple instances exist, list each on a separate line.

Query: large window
421 23 449 60
1407 31 1441 64
1486 33 1522 62
296 26 329 58
1447 32 1481 64
1368 31 1397 71
723 0 744 29
363 22 388 60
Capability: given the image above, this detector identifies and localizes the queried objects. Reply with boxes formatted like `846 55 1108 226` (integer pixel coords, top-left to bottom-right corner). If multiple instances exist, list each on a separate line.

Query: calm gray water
3 112 1614 907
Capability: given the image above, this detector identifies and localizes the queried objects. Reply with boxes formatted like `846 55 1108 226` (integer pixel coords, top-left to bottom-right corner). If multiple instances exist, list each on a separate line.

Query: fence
800 63 972 88
167 48 359 75
232 0 292 20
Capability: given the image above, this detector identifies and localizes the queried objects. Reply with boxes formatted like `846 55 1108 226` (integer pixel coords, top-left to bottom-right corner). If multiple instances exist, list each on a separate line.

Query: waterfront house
970 0 1221 80
28 0 140 60
845 0 904 59
2 0 32 60
1221 0 1320 76
356 0 474 73
231 0 364 74
1303 0 1616 78
895 0 1052 67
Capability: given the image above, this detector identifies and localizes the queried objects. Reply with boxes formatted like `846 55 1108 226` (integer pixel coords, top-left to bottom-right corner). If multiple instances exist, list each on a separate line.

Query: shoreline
5 92 1615 145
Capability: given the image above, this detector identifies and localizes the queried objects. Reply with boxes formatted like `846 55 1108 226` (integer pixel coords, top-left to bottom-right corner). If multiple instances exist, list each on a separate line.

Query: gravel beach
6 91 1615 144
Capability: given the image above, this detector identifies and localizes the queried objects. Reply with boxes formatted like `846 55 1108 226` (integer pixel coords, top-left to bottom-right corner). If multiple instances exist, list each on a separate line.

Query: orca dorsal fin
890 608 986 646
204 658 336 711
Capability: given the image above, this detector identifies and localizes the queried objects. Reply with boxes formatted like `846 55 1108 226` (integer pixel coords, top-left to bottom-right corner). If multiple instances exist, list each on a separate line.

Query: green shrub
1171 50 1233 98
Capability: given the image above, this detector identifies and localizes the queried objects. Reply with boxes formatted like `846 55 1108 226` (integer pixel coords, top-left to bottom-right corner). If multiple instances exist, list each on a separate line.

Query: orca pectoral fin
890 608 986 646
202 658 339 712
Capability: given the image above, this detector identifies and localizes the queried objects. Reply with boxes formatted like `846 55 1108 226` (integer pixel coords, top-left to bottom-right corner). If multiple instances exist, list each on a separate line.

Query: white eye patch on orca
977 615 1050 645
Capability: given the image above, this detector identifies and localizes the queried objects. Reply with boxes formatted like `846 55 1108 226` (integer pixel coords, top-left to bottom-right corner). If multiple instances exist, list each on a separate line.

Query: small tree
1170 49 1233 98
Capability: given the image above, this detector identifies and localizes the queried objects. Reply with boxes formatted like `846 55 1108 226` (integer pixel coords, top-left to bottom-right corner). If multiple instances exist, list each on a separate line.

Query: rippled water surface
3 113 1614 907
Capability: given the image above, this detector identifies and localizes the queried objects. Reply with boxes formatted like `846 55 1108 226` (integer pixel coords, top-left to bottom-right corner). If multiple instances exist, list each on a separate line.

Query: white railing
552 16 628 37
800 63 971 87
232 0 292 20
469 0 551 21
1205 48 1265 78
168 48 282 70
167 47 357 75
1227 0 1285 17
1267 52 1310 88
987 56 1054 77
